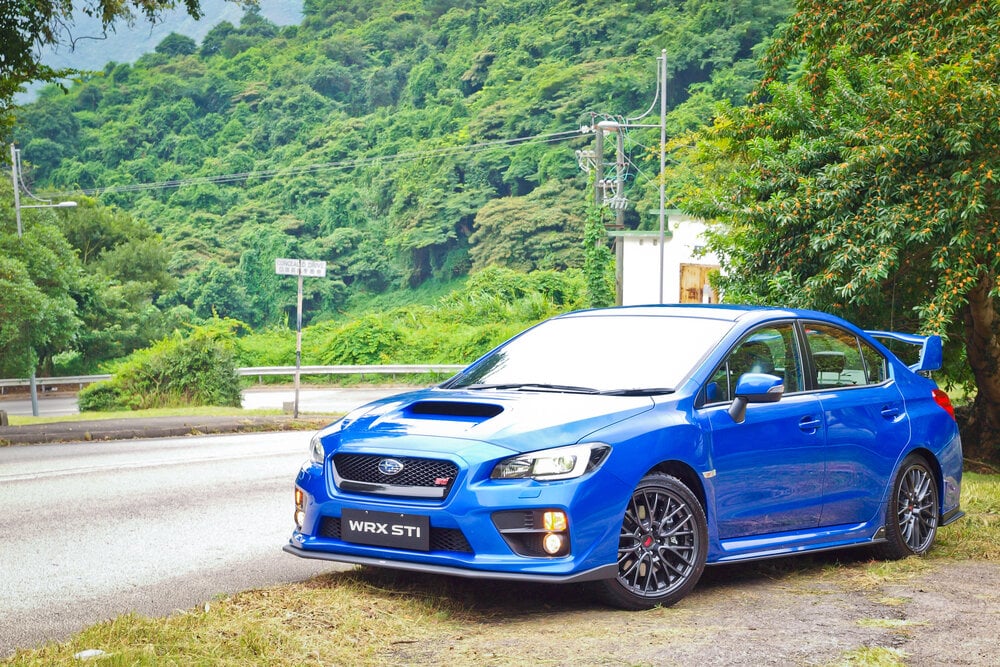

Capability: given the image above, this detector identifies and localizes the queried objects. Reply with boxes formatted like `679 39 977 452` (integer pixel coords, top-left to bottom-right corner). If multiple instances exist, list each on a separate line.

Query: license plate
341 509 430 551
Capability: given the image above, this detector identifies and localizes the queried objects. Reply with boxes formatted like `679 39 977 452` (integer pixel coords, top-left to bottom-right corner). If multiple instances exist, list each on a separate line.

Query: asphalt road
0 386 407 417
0 431 344 657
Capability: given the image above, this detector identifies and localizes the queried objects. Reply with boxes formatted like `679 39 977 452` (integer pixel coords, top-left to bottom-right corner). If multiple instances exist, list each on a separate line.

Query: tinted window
705 324 802 403
804 323 887 388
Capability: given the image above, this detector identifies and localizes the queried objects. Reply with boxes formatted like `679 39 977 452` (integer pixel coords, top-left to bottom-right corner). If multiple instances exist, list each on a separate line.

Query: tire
876 454 939 560
597 473 708 610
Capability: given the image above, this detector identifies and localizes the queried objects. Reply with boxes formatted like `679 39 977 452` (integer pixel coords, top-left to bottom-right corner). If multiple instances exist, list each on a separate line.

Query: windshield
446 313 733 393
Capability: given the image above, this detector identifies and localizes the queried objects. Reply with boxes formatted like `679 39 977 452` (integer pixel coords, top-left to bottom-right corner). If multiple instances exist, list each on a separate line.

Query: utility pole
579 51 668 304
10 144 78 417
658 49 667 304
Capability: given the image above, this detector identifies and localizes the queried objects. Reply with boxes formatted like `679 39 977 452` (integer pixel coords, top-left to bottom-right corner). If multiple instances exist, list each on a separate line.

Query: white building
609 213 720 306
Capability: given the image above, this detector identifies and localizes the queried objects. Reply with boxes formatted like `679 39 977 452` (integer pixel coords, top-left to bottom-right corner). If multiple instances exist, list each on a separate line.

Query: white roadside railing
0 365 465 392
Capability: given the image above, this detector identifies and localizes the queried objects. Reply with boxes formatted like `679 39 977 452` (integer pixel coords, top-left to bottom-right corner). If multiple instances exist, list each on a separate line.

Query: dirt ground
357 554 1000 666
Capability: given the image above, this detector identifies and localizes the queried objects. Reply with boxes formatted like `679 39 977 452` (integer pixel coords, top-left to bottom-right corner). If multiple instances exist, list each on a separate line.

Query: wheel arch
904 446 944 511
645 460 707 513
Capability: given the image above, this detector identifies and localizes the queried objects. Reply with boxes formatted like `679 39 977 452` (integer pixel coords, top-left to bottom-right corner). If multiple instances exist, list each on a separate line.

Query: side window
804 323 887 388
705 324 802 404
860 340 889 384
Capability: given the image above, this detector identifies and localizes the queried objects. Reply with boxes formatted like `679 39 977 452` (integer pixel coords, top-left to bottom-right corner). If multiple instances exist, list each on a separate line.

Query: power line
50 129 583 199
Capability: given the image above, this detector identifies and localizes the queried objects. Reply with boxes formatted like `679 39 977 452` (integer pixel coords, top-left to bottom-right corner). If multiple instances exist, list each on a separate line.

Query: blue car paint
286 305 963 585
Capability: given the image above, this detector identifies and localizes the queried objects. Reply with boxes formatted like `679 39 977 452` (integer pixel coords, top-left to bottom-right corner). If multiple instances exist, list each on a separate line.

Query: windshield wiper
600 387 675 396
462 383 601 394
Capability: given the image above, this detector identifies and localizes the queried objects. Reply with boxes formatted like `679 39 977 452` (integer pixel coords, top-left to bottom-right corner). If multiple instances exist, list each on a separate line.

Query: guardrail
0 374 111 389
0 365 465 392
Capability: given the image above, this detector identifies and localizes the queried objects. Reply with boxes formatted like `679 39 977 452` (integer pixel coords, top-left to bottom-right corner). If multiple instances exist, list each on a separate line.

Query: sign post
275 258 327 417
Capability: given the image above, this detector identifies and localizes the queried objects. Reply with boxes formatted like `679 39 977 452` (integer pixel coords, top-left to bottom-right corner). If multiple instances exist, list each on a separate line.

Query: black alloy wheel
598 473 707 610
877 454 939 559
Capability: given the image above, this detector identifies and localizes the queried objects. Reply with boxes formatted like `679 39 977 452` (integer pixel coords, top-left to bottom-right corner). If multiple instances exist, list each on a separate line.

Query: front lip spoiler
282 543 617 584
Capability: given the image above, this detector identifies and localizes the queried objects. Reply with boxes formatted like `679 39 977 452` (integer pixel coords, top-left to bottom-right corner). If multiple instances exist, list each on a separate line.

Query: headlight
491 443 611 481
309 433 325 463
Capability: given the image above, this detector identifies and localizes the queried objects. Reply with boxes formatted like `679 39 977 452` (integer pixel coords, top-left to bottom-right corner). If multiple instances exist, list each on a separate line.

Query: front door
696 323 826 539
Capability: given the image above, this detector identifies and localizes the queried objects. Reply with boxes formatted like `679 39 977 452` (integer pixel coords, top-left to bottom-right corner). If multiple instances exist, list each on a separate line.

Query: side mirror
728 373 784 424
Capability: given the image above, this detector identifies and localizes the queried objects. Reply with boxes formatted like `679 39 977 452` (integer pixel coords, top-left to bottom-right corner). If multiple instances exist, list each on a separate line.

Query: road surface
0 386 408 417
0 431 342 657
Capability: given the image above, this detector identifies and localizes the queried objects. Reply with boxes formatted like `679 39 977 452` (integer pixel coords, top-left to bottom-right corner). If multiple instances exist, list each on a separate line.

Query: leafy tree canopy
671 0 1000 458
8 0 793 377
0 0 209 139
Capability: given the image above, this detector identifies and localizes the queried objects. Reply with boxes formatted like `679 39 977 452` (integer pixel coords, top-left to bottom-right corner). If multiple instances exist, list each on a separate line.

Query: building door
679 263 719 303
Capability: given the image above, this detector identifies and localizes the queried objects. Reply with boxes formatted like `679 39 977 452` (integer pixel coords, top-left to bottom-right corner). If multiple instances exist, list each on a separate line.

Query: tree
673 1 1000 460
0 0 207 140
0 194 82 377
469 181 585 272
155 32 196 57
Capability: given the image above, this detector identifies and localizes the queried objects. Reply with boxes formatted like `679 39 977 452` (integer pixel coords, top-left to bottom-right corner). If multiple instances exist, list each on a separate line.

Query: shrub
77 382 127 412
318 315 404 365
77 320 242 411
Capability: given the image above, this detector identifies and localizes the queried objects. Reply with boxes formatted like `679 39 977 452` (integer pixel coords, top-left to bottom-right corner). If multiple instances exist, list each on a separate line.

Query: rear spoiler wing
866 330 943 373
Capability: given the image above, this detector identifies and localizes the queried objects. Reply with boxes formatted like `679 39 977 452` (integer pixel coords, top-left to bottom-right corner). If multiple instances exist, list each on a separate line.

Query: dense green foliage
0 181 188 376
0 0 208 141
669 0 1000 458
0 182 79 377
79 267 586 409
78 319 243 411
11 0 791 355
235 266 588 368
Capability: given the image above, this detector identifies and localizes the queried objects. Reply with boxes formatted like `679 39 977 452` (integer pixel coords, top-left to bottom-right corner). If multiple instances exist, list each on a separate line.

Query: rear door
800 322 911 526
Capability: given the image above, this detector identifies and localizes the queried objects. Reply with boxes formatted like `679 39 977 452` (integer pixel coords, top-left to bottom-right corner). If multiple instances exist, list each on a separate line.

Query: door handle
798 416 822 433
880 405 901 420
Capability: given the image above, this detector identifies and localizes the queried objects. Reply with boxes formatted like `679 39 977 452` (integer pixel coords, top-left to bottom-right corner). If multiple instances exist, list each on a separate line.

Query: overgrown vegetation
5 0 792 378
78 267 587 410
78 320 243 411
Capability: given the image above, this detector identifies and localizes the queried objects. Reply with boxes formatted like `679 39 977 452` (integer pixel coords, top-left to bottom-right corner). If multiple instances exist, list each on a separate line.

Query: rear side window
804 323 888 388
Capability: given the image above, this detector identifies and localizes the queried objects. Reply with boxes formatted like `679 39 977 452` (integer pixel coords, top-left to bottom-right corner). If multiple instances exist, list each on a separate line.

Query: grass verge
5 405 285 427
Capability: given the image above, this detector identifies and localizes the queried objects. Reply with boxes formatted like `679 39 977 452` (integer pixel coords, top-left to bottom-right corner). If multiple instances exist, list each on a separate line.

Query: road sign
274 257 327 418
275 258 327 277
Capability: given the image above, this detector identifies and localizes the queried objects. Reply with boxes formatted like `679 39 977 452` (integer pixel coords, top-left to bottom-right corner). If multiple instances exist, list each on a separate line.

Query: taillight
932 388 956 420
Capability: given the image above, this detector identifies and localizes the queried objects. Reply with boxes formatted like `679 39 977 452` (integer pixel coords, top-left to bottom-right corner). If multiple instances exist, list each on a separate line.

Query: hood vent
405 400 503 419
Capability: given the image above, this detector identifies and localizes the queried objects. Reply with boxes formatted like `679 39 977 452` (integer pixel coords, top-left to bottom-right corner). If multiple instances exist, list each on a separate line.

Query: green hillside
9 0 791 373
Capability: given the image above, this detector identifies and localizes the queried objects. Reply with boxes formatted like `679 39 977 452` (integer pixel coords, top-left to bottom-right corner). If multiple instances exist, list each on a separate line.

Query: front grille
332 453 458 499
318 517 473 553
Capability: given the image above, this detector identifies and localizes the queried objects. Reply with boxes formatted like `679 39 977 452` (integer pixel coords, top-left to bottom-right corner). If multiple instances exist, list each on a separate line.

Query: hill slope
15 0 791 329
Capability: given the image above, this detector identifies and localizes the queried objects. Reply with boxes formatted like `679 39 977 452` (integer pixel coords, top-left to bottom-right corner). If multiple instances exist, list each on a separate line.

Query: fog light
542 510 567 531
542 532 564 555
294 487 305 530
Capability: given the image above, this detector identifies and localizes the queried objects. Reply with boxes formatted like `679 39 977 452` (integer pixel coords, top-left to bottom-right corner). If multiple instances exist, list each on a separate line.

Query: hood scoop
403 400 504 421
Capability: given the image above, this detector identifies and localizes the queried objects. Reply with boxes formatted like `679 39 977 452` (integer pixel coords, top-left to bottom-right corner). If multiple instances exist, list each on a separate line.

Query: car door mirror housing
728 373 784 423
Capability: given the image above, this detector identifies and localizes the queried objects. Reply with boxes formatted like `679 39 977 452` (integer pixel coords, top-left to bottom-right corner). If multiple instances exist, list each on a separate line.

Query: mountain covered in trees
9 0 791 371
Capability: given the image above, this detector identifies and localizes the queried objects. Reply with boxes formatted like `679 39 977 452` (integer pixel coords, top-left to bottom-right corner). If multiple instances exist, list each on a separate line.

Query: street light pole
9 143 78 417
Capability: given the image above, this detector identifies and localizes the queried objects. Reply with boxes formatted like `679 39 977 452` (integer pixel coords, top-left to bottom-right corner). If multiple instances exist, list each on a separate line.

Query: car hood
332 387 655 454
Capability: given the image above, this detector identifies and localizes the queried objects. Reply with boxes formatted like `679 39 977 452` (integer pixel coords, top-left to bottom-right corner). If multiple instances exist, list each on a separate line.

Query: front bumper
282 542 617 583
288 444 629 579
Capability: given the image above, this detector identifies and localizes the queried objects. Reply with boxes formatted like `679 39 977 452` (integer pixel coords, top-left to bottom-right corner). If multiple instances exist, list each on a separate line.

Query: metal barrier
0 374 111 390
0 365 464 392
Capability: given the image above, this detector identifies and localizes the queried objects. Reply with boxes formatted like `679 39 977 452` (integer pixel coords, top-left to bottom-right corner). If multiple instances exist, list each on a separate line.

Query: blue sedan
285 305 963 609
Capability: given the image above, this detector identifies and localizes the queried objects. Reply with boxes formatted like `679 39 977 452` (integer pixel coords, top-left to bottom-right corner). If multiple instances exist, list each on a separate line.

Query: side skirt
711 522 882 564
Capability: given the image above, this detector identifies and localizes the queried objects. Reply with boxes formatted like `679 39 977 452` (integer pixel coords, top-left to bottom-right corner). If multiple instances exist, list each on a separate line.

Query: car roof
558 304 803 324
